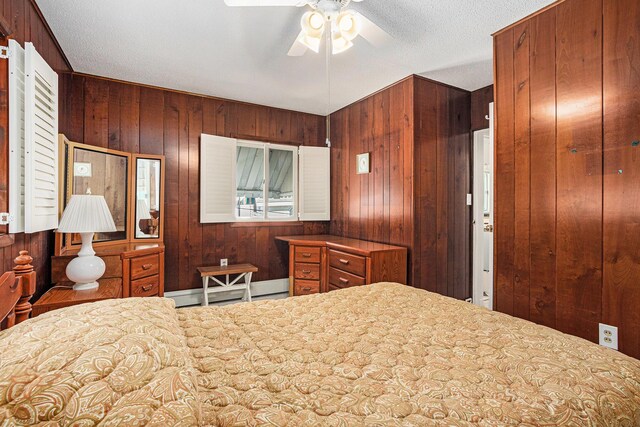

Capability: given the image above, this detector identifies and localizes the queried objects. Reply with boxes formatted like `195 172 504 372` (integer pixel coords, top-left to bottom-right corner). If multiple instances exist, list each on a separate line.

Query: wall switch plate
0 212 11 225
220 259 228 267
466 194 473 206
599 323 618 350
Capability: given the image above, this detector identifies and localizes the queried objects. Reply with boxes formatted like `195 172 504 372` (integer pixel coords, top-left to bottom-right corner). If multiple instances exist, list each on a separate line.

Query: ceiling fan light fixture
309 12 324 30
297 32 322 53
331 32 353 54
337 10 360 41
301 11 325 37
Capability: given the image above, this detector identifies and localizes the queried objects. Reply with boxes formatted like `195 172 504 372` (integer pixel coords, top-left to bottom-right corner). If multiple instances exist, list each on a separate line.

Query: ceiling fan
223 0 391 56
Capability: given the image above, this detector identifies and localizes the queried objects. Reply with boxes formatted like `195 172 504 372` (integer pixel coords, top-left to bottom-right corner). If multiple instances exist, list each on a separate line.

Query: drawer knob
302 253 312 258
302 287 311 292
302 270 311 274
339 277 349 284
142 284 155 292
339 259 350 265
142 264 154 270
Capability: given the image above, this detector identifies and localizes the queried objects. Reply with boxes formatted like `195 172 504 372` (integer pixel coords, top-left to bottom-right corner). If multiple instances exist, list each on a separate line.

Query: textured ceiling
37 0 553 115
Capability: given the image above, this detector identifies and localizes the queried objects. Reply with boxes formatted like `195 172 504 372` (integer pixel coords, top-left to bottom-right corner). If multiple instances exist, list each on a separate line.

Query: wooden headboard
0 250 36 330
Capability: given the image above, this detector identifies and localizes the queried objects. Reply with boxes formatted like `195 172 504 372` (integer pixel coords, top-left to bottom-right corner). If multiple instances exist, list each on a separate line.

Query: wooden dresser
276 235 407 296
34 243 165 316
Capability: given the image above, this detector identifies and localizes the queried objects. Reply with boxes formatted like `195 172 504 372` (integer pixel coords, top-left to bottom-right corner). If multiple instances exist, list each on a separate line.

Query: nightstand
51 243 165 299
32 278 122 317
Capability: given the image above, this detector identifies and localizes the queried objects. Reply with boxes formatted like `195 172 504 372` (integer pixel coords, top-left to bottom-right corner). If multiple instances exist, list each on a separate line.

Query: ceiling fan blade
224 0 305 6
356 12 392 46
287 32 308 56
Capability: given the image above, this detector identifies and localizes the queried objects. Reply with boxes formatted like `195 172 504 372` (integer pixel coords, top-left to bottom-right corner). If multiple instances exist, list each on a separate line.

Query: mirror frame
131 154 165 243
56 135 134 255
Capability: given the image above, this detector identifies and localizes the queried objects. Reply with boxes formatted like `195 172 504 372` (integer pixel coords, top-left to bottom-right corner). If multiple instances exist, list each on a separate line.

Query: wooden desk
32 278 122 317
198 264 258 306
276 235 407 296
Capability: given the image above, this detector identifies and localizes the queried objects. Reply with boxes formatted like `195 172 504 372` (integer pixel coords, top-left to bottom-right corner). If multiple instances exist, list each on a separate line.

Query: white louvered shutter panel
200 134 237 223
8 40 25 233
24 42 58 233
299 146 330 221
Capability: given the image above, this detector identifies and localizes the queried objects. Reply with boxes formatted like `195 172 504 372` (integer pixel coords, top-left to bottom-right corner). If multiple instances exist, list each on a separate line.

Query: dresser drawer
131 275 160 297
295 246 321 263
294 280 320 296
329 250 366 277
295 263 320 280
131 254 160 280
329 267 366 289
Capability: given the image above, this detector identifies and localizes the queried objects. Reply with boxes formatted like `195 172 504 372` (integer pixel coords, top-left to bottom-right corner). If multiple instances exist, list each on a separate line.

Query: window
235 141 297 221
201 134 329 224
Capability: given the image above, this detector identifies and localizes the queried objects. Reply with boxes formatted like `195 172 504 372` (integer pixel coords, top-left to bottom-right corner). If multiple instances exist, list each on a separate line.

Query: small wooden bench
197 264 258 306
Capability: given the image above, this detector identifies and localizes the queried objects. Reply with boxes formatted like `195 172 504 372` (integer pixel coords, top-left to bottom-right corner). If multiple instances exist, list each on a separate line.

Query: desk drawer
295 263 320 280
131 275 160 297
131 254 160 280
329 250 366 277
295 246 321 263
294 280 320 296
329 267 366 289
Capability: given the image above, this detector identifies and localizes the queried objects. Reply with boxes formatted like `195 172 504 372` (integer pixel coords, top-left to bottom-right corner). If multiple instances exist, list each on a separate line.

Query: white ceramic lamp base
65 232 106 291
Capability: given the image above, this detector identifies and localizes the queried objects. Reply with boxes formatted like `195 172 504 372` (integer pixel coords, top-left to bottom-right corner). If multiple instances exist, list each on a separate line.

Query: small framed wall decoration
356 153 370 174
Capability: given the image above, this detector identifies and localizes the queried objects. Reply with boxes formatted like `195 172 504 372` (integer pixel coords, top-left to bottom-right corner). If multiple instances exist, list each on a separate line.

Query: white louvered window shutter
299 146 330 221
24 42 58 233
8 40 26 233
200 134 237 223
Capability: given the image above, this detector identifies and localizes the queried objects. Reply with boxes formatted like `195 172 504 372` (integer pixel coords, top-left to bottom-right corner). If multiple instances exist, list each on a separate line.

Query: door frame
472 102 494 309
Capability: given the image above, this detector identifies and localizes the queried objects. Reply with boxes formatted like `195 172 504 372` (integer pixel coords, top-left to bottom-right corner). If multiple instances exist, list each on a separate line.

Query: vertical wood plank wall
493 0 640 358
414 78 471 298
602 0 640 357
330 78 414 259
59 73 329 293
0 0 71 297
330 76 472 298
470 85 494 132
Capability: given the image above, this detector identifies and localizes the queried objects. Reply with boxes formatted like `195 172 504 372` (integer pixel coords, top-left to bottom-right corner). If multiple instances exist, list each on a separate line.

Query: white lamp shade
137 199 152 220
57 195 117 233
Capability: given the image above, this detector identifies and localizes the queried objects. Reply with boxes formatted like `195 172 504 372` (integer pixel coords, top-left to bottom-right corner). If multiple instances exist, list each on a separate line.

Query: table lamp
136 198 151 235
56 195 117 290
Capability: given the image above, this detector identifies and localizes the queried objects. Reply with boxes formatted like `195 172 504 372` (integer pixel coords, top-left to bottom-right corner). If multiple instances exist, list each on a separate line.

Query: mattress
1 283 639 426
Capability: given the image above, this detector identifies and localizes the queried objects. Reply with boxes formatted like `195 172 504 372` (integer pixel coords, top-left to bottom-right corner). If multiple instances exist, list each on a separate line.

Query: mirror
67 146 129 244
57 135 165 255
134 157 163 239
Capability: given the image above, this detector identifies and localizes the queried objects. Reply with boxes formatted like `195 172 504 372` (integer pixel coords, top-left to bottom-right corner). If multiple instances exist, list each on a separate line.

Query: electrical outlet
220 258 228 267
599 323 618 350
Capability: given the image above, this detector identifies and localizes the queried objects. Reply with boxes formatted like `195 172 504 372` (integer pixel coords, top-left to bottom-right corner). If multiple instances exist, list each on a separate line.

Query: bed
1 255 639 426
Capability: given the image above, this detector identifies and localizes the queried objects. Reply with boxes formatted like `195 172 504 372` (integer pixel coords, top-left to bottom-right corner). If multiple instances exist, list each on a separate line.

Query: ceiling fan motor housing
314 0 349 20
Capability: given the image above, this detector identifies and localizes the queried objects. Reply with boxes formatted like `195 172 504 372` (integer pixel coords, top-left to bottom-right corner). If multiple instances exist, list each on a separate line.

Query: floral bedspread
2 283 640 426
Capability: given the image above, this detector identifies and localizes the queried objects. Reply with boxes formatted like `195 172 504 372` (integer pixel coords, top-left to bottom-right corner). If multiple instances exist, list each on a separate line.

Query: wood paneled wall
0 0 71 298
494 0 640 358
413 77 471 298
470 85 493 132
59 73 329 293
602 0 640 358
330 76 472 298
330 77 414 254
